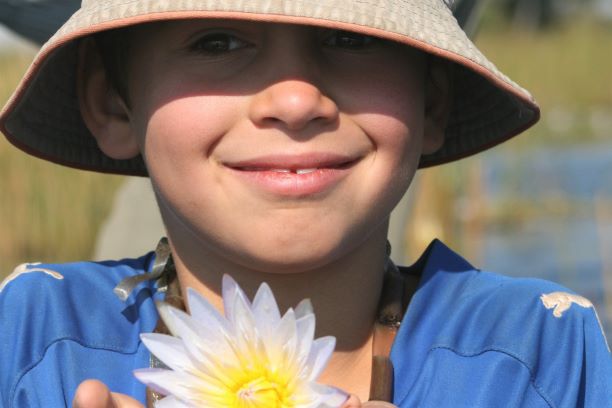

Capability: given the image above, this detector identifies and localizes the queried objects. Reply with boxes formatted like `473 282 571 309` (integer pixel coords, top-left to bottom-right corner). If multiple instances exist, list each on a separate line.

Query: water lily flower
135 275 348 407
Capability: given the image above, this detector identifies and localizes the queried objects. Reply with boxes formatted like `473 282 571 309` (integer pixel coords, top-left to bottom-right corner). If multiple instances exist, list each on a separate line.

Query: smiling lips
225 153 358 197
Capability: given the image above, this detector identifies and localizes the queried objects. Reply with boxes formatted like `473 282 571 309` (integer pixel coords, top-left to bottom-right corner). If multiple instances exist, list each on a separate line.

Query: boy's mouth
223 153 359 197
225 153 358 172
234 162 354 174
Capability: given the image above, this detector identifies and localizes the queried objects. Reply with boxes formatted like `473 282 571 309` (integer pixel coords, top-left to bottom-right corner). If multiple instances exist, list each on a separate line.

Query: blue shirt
391 240 612 407
1 241 610 407
0 254 161 407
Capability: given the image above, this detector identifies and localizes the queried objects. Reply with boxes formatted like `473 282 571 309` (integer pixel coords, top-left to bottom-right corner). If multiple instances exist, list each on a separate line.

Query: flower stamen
236 377 284 407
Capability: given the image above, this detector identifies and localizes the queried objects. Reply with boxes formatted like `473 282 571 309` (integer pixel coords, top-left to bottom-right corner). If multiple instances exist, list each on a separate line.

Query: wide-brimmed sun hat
0 0 539 176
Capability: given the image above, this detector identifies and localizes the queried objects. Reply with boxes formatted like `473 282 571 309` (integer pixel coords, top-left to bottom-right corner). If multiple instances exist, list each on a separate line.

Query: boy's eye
323 30 376 49
190 33 249 54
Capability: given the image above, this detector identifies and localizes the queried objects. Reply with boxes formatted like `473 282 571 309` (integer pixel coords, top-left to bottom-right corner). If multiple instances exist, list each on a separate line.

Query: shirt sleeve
0 264 47 407
534 290 612 407
1 256 158 407
571 302 611 406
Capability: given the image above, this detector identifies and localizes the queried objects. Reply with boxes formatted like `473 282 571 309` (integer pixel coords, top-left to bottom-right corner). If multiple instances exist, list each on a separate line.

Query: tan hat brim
0 4 539 175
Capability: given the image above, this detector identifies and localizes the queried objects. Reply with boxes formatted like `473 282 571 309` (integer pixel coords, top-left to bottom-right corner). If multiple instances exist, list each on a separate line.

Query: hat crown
78 0 452 11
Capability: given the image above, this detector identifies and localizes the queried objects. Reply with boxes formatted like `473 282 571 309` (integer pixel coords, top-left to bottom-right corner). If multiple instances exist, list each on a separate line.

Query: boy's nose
249 79 339 131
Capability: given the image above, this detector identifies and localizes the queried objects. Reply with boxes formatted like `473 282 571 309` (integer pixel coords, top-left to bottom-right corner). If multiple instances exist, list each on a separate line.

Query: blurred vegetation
478 10 612 146
407 8 612 259
0 51 124 275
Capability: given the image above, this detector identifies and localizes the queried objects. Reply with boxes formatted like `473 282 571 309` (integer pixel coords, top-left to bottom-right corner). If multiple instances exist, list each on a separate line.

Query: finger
341 394 363 408
73 379 143 408
73 379 113 408
362 401 398 407
109 391 143 407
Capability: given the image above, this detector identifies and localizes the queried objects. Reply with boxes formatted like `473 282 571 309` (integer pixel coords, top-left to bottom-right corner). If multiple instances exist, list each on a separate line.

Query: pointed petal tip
307 383 349 408
222 274 238 291
295 298 314 318
185 287 203 303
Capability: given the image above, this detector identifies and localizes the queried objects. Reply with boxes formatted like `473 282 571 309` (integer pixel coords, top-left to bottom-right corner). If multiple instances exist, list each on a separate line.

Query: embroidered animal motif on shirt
540 292 593 318
540 291 610 352
0 262 64 293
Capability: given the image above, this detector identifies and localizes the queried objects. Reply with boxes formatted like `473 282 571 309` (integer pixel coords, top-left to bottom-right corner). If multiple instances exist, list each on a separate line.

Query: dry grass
476 17 612 146
0 50 123 277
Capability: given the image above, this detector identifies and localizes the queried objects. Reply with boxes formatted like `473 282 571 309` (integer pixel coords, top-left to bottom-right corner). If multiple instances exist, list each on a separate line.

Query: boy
1 1 610 407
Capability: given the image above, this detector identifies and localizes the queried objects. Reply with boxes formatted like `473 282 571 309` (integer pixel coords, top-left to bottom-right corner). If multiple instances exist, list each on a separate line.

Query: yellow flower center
235 376 286 408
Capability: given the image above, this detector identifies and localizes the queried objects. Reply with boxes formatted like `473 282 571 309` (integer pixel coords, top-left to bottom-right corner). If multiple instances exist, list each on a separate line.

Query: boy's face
117 20 441 272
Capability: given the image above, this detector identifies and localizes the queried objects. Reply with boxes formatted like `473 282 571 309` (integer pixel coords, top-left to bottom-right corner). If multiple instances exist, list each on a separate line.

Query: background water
478 144 612 340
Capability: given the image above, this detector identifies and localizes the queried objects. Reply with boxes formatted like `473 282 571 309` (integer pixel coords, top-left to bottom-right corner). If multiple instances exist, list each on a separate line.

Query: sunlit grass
0 50 123 277
476 16 612 147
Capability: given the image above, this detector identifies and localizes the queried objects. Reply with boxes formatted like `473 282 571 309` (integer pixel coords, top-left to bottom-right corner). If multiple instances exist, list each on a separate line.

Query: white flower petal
306 336 336 381
133 368 193 397
296 314 315 345
163 307 244 384
140 333 194 373
163 307 207 347
274 308 297 357
231 288 257 339
252 282 281 327
186 287 232 336
295 314 315 368
156 301 181 337
230 289 258 346
136 368 230 404
222 274 251 324
288 382 347 408
295 298 314 319
276 308 297 342
183 290 241 368
309 383 349 408
137 277 343 408
153 395 193 408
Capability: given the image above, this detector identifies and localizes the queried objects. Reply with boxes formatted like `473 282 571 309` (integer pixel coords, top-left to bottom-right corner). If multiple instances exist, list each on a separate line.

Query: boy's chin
231 238 357 275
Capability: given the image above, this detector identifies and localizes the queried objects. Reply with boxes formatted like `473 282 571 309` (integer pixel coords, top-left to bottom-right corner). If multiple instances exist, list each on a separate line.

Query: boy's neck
167 222 390 400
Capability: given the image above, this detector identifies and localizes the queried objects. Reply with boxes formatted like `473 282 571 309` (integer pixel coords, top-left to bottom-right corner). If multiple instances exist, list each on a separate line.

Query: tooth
296 168 317 174
271 169 291 173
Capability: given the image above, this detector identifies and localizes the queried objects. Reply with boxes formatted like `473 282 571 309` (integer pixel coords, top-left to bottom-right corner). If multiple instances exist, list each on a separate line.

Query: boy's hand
343 394 398 407
72 380 143 408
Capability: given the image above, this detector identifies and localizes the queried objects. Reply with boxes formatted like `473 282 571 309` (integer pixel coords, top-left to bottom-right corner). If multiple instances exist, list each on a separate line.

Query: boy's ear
76 38 140 160
422 58 453 155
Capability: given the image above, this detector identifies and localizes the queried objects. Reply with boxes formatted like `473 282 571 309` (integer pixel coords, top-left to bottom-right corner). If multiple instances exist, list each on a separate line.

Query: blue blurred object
0 0 79 45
